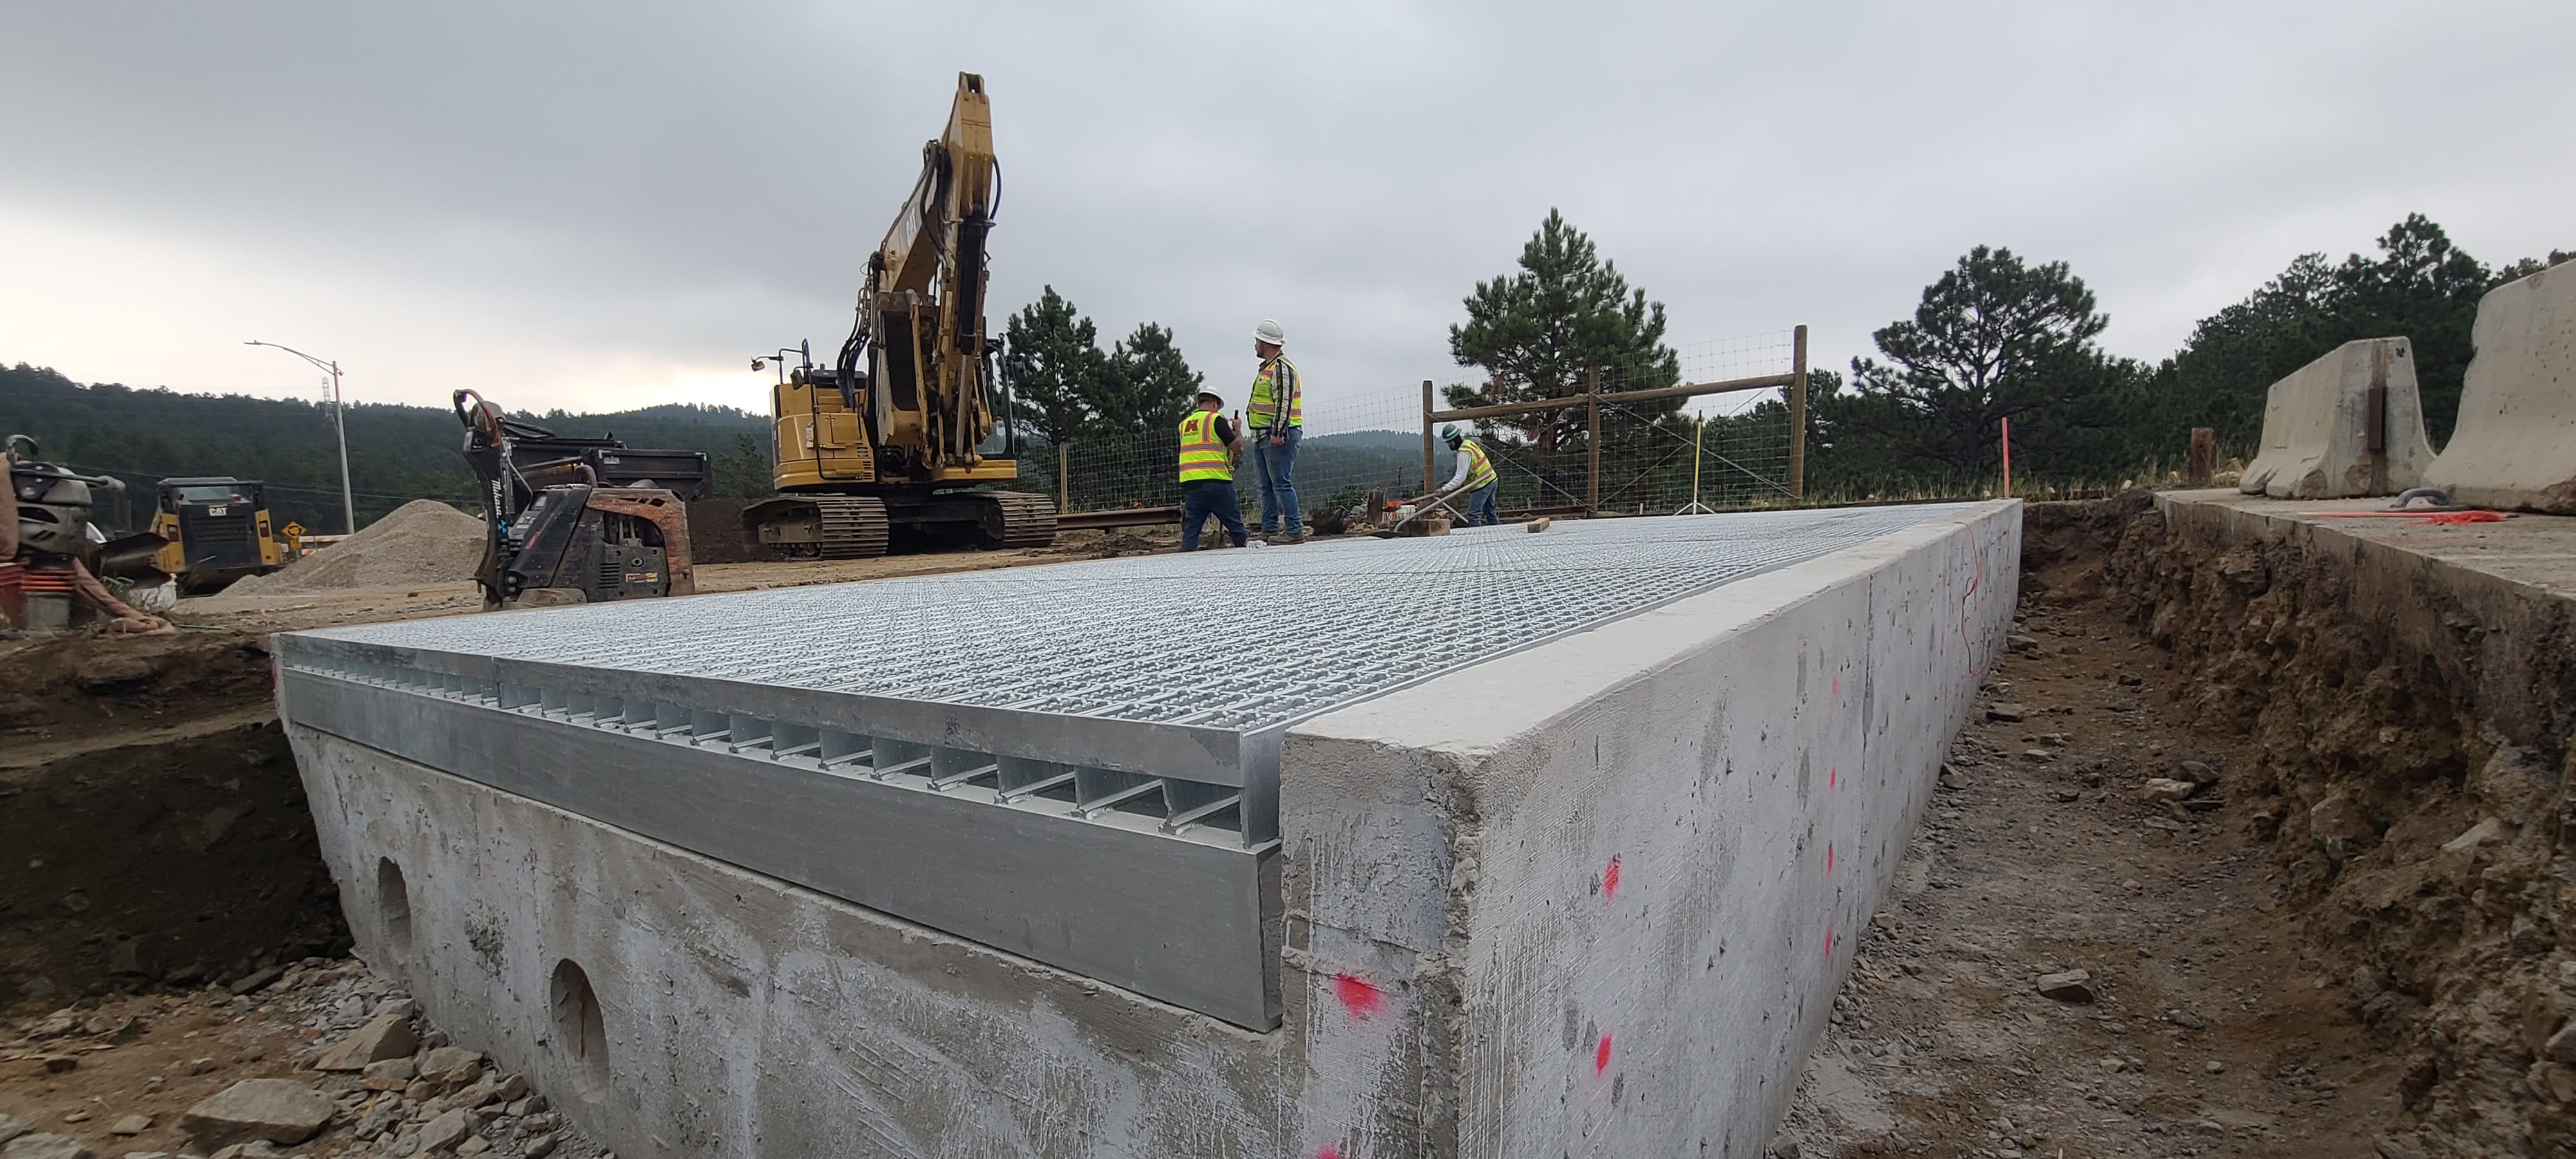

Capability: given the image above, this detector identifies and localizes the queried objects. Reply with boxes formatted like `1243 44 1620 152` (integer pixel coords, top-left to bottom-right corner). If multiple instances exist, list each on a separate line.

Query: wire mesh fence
1437 328 1804 517
1012 391 1431 521
1017 328 1808 527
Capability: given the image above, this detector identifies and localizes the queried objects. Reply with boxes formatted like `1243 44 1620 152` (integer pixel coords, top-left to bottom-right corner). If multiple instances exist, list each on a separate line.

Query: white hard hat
1253 319 1285 346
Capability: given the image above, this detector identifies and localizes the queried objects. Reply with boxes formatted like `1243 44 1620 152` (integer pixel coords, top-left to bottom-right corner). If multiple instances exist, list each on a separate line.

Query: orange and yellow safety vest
1178 410 1232 482
1461 438 1497 491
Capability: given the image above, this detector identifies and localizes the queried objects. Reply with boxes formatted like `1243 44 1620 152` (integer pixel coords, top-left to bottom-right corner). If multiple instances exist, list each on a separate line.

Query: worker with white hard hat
1175 390 1247 551
1245 319 1304 543
1414 422 1500 527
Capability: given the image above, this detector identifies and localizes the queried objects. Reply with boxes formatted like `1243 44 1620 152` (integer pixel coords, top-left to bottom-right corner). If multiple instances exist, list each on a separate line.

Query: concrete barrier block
2425 264 2576 513
2239 337 2433 499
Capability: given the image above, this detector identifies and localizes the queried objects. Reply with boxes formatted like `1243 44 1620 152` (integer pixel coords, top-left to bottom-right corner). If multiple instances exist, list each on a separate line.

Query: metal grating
276 504 1972 1028
306 505 1955 733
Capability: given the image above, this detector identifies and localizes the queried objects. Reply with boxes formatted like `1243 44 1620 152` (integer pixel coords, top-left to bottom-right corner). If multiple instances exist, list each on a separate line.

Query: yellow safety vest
1461 438 1497 491
1178 410 1232 482
1247 355 1303 429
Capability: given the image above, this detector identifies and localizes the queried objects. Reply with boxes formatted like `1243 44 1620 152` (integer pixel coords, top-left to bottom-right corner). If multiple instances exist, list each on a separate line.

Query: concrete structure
2239 337 2434 499
278 501 2018 1156
2425 263 2576 514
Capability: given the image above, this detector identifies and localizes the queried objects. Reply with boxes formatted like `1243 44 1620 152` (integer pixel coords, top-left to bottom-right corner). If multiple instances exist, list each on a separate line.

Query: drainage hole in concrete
377 856 413 954
550 957 611 1098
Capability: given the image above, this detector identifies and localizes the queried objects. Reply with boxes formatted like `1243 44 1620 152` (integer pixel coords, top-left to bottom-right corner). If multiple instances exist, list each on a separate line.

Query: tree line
1444 211 2570 499
0 364 773 532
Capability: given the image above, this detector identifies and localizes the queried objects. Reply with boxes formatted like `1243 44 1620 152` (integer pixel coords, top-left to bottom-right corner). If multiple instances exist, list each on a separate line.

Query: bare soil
1774 538 2400 1156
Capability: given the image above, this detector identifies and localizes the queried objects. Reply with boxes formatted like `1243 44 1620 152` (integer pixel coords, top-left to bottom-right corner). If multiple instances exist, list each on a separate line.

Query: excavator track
812 495 892 560
974 491 1059 549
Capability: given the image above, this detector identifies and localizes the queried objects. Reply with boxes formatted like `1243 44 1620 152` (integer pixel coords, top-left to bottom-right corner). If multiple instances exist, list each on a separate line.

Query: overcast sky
5 1 2570 428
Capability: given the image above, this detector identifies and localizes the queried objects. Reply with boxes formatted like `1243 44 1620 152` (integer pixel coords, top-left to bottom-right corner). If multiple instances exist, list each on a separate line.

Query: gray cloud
5 1 2570 421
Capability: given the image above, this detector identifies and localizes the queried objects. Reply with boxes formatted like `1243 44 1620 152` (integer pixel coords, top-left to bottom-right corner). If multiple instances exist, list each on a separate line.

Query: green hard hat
1438 424 1462 442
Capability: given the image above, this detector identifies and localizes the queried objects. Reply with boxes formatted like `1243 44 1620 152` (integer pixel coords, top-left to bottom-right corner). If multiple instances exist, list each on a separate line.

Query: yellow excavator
743 73 1056 558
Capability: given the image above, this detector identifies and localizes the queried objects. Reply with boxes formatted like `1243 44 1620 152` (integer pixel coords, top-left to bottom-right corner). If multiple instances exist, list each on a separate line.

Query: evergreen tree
1089 322 1203 436
1447 210 1681 452
1001 287 1103 448
1825 246 2142 479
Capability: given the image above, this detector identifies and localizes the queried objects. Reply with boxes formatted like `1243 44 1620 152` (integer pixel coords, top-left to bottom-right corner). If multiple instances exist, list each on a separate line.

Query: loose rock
0 1115 29 1145
2035 970 2097 1003
316 1009 419 1071
180 1078 337 1147
2140 777 2198 803
1 1134 95 1159
418 1108 471 1153
1987 703 2030 723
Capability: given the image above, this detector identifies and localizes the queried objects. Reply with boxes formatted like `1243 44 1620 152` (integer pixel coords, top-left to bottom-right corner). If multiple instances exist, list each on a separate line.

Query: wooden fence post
1788 324 1810 502
1057 442 1070 513
1421 380 1434 502
1586 367 1602 516
2188 428 2215 486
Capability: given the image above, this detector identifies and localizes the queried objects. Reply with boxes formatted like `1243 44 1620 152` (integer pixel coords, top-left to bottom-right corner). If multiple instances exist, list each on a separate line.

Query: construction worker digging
1413 423 1501 527
1247 319 1303 543
1177 391 1249 551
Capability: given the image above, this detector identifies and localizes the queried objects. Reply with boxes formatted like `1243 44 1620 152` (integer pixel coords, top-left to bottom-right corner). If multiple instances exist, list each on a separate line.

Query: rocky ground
1771 554 2402 1156
1 956 606 1159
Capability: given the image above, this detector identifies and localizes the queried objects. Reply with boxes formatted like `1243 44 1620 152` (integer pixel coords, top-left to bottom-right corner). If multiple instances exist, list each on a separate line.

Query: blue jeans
1466 484 1499 526
1253 426 1302 535
1180 479 1247 551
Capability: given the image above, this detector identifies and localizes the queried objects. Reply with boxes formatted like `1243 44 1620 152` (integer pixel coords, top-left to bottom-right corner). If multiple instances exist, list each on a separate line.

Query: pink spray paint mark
1823 925 1836 962
1316 1146 1344 1159
1333 973 1385 1020
1602 854 1622 900
1832 673 1840 701
1826 843 1835 875
1828 766 1839 791
1595 1032 1614 1075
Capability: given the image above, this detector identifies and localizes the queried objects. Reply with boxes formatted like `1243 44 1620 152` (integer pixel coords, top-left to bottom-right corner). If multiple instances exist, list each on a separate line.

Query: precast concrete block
2426 263 2576 513
278 501 2020 1157
2239 337 2433 499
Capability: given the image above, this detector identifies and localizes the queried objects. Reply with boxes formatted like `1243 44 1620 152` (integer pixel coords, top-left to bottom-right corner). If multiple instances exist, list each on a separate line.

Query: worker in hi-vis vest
1415 422 1501 526
1177 390 1248 551
1246 319 1304 543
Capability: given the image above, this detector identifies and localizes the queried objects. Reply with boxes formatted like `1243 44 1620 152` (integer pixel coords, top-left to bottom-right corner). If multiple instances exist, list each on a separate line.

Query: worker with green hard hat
1415 422 1500 527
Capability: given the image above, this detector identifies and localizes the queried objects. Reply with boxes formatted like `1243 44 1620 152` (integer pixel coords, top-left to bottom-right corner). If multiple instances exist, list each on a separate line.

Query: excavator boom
748 73 1054 560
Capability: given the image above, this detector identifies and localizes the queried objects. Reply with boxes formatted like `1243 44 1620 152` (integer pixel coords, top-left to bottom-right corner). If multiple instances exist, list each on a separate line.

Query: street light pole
245 341 356 534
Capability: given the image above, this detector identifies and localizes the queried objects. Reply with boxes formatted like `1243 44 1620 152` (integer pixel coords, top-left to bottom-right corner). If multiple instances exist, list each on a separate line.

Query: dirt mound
228 500 484 596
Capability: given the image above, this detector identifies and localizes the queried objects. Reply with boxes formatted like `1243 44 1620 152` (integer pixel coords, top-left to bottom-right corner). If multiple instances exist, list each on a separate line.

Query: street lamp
245 341 355 535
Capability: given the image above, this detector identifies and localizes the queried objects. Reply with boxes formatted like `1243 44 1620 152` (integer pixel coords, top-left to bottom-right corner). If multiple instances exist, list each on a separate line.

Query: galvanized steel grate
310 504 1954 733
278 503 1973 1028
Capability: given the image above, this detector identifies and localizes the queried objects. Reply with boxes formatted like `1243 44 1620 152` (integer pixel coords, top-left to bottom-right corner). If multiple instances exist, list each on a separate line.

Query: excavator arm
838 71 1000 473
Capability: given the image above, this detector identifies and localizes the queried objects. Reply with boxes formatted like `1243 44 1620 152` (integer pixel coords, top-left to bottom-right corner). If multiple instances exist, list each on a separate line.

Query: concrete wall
287 500 2018 1157
2239 337 2434 499
1282 500 2020 1158
2425 263 2576 513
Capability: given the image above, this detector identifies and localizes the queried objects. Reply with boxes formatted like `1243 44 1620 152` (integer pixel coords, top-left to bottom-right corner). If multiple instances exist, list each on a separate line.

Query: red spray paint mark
1826 843 1835 874
1832 673 1840 701
1823 926 1836 962
1602 854 1622 900
1333 973 1385 1020
1595 1032 1614 1075
1828 766 1839 791
1316 1146 1344 1159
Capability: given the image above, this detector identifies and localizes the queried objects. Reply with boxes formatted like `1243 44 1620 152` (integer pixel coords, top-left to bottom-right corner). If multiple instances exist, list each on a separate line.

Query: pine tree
1090 323 1203 436
1447 210 1681 453
1000 287 1103 448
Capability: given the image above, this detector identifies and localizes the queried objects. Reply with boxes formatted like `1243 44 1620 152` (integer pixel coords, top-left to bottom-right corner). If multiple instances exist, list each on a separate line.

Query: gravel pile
229 502 485 596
